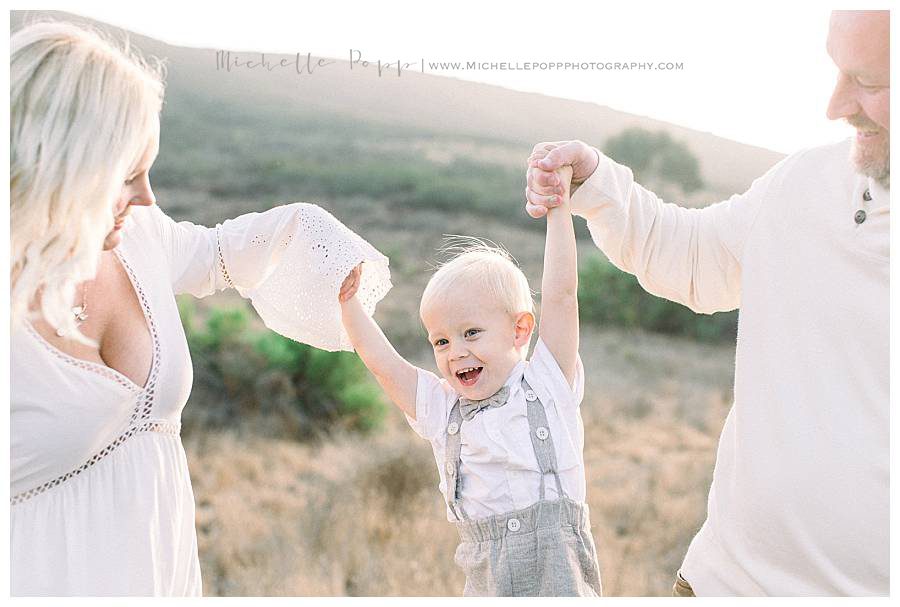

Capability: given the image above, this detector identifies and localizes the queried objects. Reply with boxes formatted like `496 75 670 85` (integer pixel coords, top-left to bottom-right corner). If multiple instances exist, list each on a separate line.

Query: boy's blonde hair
419 237 535 320
10 20 165 344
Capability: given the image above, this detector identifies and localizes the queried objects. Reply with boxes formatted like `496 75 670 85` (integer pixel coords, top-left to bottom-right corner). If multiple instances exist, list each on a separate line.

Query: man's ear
513 311 536 348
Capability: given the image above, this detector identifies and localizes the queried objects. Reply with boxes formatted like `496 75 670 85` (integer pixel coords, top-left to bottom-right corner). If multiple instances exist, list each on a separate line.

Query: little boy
338 166 602 596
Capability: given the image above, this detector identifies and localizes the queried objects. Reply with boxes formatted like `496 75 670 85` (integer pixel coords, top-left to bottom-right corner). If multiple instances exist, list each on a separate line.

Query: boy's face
422 289 534 401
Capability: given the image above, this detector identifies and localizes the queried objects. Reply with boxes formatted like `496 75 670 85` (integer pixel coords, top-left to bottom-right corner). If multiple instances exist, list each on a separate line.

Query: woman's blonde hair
10 20 165 344
419 236 535 320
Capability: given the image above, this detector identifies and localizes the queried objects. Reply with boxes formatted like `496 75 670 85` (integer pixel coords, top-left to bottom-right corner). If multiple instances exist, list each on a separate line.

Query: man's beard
848 115 890 189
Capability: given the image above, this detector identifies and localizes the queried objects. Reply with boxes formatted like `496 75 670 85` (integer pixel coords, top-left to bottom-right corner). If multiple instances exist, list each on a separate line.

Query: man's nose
826 73 860 121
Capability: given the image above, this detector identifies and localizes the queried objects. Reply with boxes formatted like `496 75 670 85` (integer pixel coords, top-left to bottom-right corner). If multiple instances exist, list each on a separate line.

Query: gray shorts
453 497 603 597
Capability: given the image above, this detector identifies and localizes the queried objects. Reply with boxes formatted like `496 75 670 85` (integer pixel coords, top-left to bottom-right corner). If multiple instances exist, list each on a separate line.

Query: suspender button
535 426 549 440
507 518 521 532
525 390 538 402
447 422 460 435
446 462 456 476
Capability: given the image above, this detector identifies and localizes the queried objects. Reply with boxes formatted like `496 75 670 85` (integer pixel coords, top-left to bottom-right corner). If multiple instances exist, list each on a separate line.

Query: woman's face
103 133 160 250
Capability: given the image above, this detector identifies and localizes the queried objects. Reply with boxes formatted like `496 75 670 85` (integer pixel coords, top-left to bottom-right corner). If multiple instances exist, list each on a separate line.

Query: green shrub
178 298 387 439
192 306 249 351
578 255 737 342
604 127 704 193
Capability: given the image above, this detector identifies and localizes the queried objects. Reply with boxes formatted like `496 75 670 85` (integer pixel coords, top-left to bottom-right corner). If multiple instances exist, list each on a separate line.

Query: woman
9 20 391 596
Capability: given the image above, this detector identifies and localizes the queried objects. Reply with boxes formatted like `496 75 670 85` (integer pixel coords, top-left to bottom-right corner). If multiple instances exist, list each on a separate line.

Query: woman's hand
525 140 600 218
339 264 362 303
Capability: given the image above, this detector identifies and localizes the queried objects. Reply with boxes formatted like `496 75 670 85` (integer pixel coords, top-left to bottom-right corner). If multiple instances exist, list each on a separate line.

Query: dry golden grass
186 325 733 596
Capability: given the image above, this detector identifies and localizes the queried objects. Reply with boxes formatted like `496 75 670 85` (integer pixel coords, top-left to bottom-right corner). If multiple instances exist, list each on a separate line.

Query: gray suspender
522 378 566 502
443 400 468 521
442 377 567 522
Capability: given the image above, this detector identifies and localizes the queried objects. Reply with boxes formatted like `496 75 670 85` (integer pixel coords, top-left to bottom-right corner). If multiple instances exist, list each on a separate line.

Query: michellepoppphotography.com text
215 50 684 78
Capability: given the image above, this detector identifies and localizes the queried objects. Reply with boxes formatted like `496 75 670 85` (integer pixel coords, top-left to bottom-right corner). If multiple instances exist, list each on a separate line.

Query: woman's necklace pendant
55 287 89 337
73 306 88 322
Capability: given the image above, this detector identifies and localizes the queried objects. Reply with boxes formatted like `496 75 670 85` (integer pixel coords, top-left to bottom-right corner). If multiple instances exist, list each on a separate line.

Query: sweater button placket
855 188 871 225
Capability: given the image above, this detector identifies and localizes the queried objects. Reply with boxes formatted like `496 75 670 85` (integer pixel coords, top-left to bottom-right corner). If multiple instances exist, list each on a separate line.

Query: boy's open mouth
455 366 483 387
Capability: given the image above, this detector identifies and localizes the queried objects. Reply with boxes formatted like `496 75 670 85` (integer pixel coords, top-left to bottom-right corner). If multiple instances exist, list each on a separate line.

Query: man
525 10 889 597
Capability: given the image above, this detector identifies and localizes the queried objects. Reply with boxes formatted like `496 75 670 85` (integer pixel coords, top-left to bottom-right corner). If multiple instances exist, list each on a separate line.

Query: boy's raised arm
538 165 579 385
340 267 419 418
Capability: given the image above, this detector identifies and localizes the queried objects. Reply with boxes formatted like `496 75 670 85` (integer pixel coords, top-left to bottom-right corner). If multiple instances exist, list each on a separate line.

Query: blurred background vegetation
165 92 738 439
13 10 781 597
178 299 386 440
158 98 741 596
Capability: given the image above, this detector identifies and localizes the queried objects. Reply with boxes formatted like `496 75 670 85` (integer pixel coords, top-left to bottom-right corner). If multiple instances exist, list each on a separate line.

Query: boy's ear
513 311 536 347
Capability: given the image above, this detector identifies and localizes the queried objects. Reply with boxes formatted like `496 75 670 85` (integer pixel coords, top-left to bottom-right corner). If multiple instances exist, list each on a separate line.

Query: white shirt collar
503 359 527 392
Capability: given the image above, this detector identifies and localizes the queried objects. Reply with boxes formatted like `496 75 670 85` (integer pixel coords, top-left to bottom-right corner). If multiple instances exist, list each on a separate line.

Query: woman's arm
538 165 579 385
340 266 418 418
135 202 391 352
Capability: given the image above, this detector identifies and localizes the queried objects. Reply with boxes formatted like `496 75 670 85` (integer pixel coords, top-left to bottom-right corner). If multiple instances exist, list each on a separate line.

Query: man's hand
525 140 600 218
339 264 362 303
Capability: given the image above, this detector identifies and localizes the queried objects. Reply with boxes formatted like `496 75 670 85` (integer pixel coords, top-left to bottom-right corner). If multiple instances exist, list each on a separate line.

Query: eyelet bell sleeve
138 202 391 352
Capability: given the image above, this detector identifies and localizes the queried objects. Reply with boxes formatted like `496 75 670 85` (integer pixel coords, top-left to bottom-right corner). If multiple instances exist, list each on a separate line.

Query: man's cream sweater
570 138 888 596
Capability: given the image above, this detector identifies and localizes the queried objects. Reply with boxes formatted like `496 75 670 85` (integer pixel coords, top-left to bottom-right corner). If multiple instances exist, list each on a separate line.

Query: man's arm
527 141 779 314
538 166 579 385
340 267 419 418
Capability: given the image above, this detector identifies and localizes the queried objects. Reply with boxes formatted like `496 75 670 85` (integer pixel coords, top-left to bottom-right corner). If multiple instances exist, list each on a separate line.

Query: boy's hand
528 165 573 219
339 264 362 302
525 140 598 218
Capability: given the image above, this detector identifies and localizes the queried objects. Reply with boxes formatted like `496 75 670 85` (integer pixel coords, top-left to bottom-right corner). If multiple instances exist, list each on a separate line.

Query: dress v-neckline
24 247 158 394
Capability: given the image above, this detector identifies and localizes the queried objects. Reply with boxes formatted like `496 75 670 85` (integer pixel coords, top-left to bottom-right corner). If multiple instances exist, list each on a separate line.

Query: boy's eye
433 338 448 347
464 328 481 338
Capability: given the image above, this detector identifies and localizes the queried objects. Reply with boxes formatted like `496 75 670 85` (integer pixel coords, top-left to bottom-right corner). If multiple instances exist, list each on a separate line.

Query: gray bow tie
459 385 511 421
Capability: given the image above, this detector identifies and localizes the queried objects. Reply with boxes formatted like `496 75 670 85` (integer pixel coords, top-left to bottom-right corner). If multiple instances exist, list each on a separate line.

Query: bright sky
12 1 895 153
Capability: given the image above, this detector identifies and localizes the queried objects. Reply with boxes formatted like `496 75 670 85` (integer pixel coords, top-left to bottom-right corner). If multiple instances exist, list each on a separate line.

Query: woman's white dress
10 202 391 596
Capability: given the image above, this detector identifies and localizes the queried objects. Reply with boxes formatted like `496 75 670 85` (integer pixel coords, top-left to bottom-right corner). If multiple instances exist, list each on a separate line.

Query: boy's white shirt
406 337 587 522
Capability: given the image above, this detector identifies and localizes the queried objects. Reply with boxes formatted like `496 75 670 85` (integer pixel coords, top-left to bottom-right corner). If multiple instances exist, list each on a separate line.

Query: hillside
12 10 783 198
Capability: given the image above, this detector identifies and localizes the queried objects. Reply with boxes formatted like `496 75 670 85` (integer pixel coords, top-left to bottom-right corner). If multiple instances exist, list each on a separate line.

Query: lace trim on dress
11 250 169 506
10 420 181 506
116 251 162 424
24 323 141 393
216 224 236 289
